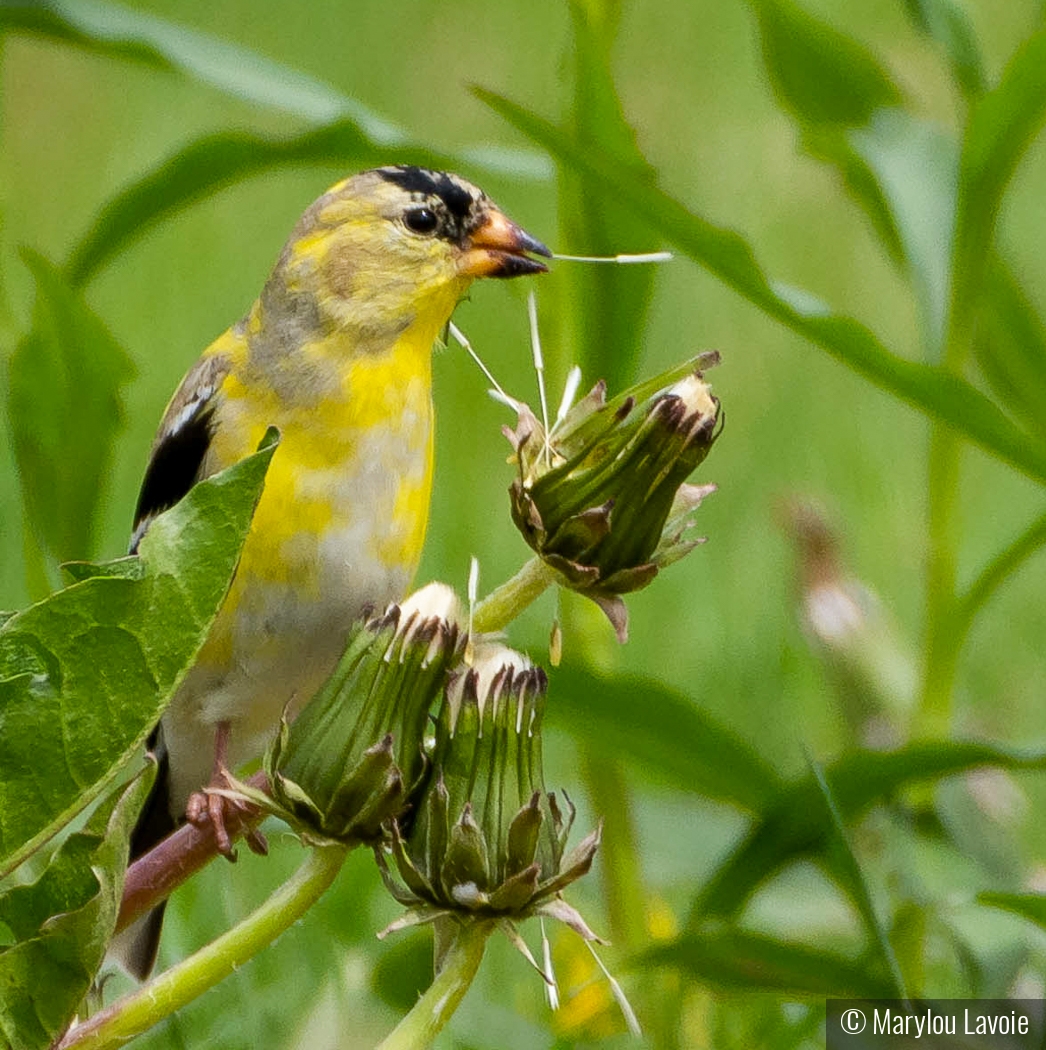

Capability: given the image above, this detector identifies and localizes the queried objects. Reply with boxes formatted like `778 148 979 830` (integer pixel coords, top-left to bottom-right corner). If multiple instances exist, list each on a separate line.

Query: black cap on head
377 166 479 222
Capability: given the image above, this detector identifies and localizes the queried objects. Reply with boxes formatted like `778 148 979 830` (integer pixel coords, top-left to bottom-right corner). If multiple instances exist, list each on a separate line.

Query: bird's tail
109 725 175 980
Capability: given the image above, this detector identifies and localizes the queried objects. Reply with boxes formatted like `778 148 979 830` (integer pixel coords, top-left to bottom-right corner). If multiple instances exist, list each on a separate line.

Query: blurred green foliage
3 0 1046 1047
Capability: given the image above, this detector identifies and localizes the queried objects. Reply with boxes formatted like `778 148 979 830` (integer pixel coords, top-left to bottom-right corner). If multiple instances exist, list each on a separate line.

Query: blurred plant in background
3 0 1046 1047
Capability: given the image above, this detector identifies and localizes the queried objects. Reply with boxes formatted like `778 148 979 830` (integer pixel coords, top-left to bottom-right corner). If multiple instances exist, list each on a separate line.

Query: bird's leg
185 721 268 859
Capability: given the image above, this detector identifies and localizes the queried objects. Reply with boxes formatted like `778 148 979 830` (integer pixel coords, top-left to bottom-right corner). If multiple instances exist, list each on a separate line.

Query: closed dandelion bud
506 353 721 639
378 642 602 944
258 582 465 843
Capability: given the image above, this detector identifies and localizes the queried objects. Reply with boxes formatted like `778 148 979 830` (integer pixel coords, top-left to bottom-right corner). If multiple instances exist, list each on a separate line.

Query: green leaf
65 123 462 287
803 125 907 267
950 26 1046 343
750 0 958 356
0 429 277 878
809 758 908 1000
750 0 902 127
845 111 959 357
7 251 135 564
902 0 986 99
0 0 402 134
476 88 1046 486
973 257 1046 442
639 928 893 997
789 114 956 356
548 664 783 812
0 765 154 1050
978 891 1046 932
555 0 660 392
689 741 1046 924
789 111 959 358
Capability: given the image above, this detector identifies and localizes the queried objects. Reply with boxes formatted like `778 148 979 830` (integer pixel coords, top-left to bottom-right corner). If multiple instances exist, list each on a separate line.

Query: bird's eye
403 207 439 235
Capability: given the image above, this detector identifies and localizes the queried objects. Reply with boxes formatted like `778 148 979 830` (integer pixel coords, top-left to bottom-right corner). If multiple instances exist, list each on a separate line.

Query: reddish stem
116 770 270 934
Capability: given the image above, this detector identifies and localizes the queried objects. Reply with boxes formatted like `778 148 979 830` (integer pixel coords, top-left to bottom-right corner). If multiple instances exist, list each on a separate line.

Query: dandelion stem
472 557 558 633
60 842 348 1050
376 919 495 1050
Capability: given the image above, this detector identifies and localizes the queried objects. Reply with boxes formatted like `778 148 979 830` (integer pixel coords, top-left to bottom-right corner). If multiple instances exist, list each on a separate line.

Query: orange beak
457 208 552 278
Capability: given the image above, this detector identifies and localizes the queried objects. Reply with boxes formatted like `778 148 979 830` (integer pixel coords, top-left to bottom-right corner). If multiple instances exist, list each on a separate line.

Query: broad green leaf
750 0 902 127
809 759 908 1000
973 257 1046 442
476 88 1046 486
0 765 153 1050
640 928 893 997
902 0 986 100
0 429 277 878
7 251 135 564
0 0 402 134
555 0 660 392
949 26 1046 344
978 891 1046 931
64 124 461 287
548 664 783 812
688 741 1046 924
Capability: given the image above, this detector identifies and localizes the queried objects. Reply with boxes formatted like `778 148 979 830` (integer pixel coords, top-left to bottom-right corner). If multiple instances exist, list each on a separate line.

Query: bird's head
266 166 550 346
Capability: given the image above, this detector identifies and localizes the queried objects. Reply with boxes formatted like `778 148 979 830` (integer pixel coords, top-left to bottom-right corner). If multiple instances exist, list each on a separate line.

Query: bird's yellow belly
162 343 434 808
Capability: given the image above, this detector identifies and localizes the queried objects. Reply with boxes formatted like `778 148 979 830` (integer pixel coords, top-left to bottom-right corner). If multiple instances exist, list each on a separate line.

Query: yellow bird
120 166 549 977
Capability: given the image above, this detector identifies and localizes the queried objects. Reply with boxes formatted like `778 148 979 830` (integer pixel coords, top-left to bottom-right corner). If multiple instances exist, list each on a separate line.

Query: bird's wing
119 350 233 978
129 352 231 554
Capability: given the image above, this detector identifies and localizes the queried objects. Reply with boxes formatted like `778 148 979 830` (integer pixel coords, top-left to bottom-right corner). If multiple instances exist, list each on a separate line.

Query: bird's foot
185 772 269 860
185 721 268 859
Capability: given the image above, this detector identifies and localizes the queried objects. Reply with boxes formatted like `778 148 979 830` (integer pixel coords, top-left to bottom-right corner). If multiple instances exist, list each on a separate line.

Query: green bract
252 583 465 844
379 642 601 943
506 354 721 639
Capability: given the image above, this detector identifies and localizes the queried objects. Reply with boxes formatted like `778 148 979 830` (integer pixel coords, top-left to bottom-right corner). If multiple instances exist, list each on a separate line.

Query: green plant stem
376 918 494 1050
472 556 557 633
918 425 962 736
918 268 980 735
60 841 348 1050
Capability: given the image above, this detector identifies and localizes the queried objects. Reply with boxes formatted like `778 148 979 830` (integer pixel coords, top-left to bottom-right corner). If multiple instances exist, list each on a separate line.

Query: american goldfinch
120 166 549 977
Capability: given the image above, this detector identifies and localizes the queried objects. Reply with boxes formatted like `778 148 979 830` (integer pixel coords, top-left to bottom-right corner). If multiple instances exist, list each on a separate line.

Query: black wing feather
129 354 229 554
129 403 215 552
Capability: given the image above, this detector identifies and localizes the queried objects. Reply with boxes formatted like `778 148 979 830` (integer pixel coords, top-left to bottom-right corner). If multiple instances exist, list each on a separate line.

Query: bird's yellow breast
194 318 438 674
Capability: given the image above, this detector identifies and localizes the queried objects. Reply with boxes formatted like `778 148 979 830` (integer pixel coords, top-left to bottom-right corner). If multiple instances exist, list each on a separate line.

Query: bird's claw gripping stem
185 721 269 859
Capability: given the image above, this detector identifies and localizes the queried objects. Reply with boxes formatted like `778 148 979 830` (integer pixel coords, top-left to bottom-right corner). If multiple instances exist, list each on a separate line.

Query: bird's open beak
458 208 552 278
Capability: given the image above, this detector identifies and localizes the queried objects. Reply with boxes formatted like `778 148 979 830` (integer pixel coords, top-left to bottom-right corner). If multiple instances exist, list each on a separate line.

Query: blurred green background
4 0 1046 1046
